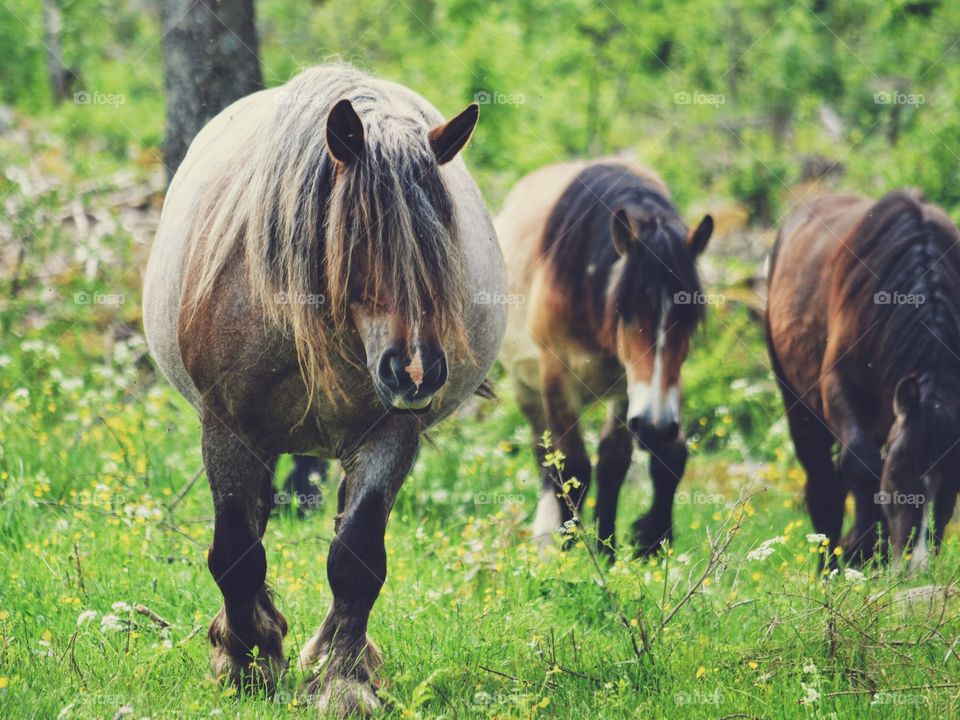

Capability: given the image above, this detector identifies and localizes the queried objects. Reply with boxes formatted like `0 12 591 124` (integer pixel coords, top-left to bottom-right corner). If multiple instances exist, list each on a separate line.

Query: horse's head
881 374 959 567
324 99 478 414
608 205 713 447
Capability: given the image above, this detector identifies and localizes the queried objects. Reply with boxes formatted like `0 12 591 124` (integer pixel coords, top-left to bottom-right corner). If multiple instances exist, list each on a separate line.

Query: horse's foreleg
824 376 885 564
783 399 844 566
301 419 419 717
631 438 686 556
533 357 590 545
202 419 287 691
595 400 632 560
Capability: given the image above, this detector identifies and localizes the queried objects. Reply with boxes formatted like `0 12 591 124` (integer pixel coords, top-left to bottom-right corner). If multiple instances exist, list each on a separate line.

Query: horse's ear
327 99 365 164
611 208 635 257
688 214 713 256
894 375 921 419
429 103 479 165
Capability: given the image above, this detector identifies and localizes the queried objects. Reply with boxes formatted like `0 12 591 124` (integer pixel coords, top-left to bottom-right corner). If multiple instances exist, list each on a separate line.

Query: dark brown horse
143 65 506 715
767 190 960 568
497 159 713 557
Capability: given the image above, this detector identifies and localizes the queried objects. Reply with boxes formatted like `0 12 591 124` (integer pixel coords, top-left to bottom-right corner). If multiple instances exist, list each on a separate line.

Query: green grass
3 118 960 720
2 346 960 719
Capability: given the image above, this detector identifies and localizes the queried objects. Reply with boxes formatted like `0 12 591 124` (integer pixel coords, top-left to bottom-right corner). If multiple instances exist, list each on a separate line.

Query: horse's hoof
208 603 287 694
299 634 382 676
211 644 286 694
308 675 380 717
630 517 672 557
842 526 884 567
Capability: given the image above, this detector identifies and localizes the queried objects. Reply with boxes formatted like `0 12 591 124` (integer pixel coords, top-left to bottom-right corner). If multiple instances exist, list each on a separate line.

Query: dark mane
834 190 960 457
540 163 704 344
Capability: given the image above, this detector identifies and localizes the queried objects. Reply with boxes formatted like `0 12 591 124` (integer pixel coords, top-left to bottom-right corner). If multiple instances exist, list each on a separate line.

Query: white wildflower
800 682 820 705
746 536 785 561
805 533 827 544
76 610 98 626
100 614 125 632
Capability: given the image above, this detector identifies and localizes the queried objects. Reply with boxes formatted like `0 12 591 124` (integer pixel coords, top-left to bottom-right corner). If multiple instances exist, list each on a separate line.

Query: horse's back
767 193 872 410
495 158 667 388
143 87 283 410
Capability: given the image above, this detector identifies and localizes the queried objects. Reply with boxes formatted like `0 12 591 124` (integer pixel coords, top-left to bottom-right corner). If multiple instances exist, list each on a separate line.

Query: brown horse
142 65 506 715
497 159 713 558
767 190 960 568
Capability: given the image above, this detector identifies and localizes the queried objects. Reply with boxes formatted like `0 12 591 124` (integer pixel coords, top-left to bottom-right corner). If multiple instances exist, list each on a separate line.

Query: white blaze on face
626 295 680 427
405 348 425 388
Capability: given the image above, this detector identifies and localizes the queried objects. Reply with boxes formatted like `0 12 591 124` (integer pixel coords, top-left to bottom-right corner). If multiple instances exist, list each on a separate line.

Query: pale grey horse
143 64 506 715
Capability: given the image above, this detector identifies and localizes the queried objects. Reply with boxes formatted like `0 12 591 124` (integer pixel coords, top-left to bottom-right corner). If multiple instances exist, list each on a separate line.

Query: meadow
3 1 960 718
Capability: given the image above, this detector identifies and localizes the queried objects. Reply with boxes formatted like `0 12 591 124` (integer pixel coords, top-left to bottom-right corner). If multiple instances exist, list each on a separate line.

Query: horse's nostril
377 348 409 392
422 353 448 392
388 353 406 385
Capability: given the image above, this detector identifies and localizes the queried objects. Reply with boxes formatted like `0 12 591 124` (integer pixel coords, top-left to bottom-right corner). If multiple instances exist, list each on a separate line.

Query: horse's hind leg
300 418 419 717
283 455 325 513
202 420 287 691
510 368 555 547
535 357 590 543
595 399 632 560
512 367 548 466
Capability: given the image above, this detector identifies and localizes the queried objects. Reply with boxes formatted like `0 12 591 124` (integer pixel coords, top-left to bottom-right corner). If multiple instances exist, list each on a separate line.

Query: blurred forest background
3 0 959 216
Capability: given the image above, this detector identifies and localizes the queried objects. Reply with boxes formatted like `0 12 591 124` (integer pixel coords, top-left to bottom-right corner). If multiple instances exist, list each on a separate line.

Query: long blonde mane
181 65 467 404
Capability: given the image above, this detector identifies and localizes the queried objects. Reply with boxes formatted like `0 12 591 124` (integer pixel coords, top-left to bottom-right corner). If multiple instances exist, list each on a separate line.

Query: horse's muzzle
375 345 447 414
628 416 680 448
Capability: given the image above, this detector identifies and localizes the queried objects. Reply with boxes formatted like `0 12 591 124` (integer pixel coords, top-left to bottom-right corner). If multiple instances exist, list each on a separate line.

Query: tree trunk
42 0 70 103
160 0 263 181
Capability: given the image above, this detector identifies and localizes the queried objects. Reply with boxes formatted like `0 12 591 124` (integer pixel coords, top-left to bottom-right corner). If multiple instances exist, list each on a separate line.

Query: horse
496 159 713 558
142 64 507 715
766 190 960 568
278 455 327 514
